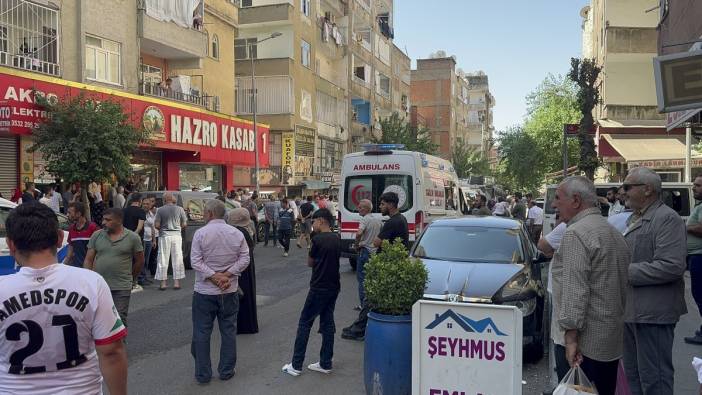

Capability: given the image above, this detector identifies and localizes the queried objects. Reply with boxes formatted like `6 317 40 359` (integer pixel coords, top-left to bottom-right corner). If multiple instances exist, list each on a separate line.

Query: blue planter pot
364 311 412 395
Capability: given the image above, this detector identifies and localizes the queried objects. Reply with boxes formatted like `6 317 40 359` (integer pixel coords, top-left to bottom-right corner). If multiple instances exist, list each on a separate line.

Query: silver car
410 216 548 362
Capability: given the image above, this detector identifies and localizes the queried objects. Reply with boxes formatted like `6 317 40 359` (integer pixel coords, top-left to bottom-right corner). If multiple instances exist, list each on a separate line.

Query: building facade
580 0 693 182
234 0 406 195
0 0 267 197
410 56 494 159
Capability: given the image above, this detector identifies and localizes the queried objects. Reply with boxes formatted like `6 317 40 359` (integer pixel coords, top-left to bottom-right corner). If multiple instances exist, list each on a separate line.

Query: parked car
410 216 548 362
0 198 70 275
126 191 218 269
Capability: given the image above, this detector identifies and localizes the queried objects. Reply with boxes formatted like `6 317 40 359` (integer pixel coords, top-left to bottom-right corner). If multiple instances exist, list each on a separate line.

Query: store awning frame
300 180 331 190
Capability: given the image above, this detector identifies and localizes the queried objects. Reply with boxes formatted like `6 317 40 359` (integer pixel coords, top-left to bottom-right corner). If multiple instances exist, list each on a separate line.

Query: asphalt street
121 242 700 395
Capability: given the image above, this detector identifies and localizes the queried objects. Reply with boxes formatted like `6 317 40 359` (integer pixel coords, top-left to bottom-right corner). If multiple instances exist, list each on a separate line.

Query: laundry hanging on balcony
144 0 201 29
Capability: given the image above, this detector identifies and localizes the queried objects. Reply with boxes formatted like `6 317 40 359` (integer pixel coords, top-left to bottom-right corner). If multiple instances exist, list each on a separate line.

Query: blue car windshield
413 226 524 263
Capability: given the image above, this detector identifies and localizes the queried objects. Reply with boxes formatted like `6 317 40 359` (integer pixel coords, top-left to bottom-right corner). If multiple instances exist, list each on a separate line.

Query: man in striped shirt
63 201 99 268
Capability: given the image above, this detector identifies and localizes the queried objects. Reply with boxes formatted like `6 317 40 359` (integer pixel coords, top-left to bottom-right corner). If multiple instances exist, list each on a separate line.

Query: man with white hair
621 167 687 395
190 200 250 384
155 192 188 290
550 176 631 395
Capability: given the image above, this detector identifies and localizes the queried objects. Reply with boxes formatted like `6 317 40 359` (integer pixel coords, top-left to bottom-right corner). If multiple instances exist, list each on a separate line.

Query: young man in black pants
341 191 409 341
282 208 341 376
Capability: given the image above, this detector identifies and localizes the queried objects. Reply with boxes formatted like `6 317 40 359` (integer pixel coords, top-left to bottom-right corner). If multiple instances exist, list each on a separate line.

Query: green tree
372 112 438 154
523 74 581 175
30 94 150 216
452 139 490 178
568 58 601 180
495 126 543 192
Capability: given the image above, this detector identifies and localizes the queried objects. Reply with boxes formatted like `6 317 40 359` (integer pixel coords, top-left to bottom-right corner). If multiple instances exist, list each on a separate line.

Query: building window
211 35 220 59
317 137 342 173
85 35 121 85
377 73 390 97
301 0 311 17
235 38 257 60
356 29 371 52
204 30 209 56
269 132 282 167
240 0 253 6
140 64 162 85
301 40 311 68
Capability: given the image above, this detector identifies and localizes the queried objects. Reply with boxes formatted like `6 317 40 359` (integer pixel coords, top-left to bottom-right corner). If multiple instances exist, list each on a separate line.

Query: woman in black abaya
227 208 259 334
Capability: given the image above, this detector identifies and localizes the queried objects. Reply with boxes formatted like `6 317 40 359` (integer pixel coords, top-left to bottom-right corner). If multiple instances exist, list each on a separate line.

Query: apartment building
0 0 266 196
235 0 404 194
580 0 692 182
410 56 494 159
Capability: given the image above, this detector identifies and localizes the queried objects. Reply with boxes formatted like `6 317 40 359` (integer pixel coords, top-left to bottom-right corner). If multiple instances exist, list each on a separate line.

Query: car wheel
349 257 357 271
524 301 547 363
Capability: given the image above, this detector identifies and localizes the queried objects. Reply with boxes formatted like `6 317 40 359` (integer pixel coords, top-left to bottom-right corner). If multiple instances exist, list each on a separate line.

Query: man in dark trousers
122 193 147 288
282 208 340 376
341 191 409 341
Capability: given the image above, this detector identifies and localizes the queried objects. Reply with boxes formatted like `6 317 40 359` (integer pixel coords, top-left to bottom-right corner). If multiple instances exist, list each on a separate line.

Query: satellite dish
436 50 446 58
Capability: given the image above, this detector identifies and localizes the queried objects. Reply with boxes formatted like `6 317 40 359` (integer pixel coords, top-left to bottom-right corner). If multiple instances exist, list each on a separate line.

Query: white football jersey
0 264 126 395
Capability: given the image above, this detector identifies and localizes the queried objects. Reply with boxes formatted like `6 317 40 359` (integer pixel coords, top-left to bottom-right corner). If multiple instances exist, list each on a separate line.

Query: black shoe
219 370 235 381
341 331 365 341
685 334 702 345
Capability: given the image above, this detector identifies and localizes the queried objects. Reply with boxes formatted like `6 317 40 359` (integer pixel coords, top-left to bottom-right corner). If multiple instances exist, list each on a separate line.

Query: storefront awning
600 134 702 168
301 180 331 190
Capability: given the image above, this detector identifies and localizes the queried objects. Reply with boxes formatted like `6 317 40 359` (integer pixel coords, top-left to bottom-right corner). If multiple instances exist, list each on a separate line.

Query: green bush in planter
364 239 428 316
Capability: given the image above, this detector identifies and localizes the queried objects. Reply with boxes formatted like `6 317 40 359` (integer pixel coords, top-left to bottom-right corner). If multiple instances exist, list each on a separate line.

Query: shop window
85 34 121 85
269 133 282 167
317 137 342 173
179 164 222 193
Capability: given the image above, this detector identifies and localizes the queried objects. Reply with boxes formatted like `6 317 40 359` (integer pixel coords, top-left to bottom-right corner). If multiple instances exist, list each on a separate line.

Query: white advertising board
412 300 523 395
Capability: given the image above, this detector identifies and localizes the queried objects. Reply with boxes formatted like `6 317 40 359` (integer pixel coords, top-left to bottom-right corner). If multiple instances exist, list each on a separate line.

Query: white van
338 145 469 267
542 182 695 236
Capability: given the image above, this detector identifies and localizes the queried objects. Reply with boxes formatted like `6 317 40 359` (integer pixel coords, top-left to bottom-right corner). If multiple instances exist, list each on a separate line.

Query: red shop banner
0 67 269 168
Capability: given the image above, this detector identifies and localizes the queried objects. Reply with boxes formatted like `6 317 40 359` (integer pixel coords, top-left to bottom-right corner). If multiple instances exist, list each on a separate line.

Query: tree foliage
372 112 438 155
452 139 490 179
568 58 601 180
523 74 581 175
364 239 428 316
495 126 543 193
29 94 150 214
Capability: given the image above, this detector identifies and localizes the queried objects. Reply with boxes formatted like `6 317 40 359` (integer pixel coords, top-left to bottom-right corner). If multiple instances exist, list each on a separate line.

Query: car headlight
493 268 538 306
505 298 536 316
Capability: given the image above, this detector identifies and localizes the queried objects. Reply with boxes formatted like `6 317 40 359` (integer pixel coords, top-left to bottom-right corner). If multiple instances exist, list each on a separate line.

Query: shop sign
412 300 522 395
654 49 702 113
629 158 702 169
295 156 314 178
282 132 295 185
0 68 270 168
0 100 10 132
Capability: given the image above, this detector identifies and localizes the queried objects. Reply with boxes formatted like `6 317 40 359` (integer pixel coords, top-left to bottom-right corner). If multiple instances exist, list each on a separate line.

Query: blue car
410 216 548 362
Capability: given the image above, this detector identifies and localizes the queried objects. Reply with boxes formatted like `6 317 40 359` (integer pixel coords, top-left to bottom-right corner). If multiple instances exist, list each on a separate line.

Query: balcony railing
0 0 60 76
235 76 294 115
140 81 220 112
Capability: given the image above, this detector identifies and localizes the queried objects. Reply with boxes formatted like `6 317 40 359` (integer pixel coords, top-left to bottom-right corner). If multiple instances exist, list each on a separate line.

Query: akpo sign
654 50 702 113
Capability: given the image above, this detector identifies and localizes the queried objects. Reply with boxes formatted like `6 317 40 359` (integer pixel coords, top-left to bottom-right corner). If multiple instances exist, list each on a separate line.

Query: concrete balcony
138 7 206 69
238 3 294 26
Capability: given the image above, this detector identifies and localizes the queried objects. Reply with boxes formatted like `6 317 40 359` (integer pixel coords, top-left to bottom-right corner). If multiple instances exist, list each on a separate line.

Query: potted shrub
363 239 428 395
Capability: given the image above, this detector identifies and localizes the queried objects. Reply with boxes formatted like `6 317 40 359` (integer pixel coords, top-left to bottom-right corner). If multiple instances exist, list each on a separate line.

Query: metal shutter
0 136 18 198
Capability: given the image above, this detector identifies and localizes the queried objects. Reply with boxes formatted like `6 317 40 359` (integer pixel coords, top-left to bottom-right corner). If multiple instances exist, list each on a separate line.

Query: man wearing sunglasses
620 167 687 395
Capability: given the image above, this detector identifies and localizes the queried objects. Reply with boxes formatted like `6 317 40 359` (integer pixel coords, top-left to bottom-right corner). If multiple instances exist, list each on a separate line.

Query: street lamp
236 32 282 192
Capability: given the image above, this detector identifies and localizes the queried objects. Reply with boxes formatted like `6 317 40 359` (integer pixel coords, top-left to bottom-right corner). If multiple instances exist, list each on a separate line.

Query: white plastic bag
553 366 599 395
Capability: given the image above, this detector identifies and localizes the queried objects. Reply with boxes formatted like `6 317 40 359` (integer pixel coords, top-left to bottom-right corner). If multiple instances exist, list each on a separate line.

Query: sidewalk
674 273 701 394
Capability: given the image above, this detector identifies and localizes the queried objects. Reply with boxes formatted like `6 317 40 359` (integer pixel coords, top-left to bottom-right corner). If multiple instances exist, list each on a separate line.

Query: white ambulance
338 144 469 268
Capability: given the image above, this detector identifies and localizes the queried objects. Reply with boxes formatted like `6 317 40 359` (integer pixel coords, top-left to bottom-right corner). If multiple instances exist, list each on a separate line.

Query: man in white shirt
527 200 544 243
0 202 127 395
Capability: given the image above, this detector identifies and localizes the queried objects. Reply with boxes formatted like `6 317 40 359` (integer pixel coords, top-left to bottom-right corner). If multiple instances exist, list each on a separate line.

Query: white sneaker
131 284 143 293
282 363 301 377
307 362 332 374
283 252 289 257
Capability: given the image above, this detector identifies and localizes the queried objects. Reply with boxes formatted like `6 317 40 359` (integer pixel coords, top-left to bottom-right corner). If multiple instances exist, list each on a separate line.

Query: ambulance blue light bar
362 144 406 152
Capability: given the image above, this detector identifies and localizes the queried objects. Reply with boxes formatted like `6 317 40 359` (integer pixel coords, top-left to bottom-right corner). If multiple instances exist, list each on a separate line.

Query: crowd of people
469 190 544 243
540 168 696 395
